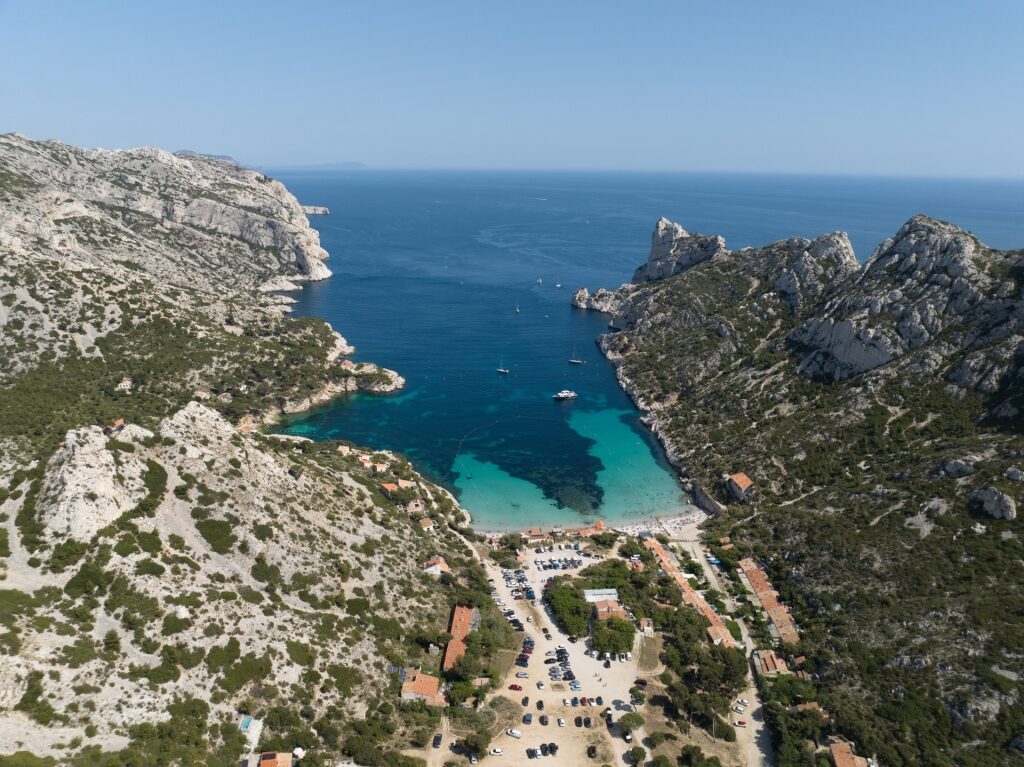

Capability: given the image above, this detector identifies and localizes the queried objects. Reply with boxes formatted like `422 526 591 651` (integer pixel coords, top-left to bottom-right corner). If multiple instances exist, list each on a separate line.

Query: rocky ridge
574 216 1024 766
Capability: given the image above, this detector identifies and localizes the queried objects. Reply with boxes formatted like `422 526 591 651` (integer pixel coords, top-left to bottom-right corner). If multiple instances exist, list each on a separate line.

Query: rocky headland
573 215 1024 764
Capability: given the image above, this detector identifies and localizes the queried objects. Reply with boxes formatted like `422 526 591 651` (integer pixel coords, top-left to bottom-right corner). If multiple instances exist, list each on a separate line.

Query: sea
271 170 1024 531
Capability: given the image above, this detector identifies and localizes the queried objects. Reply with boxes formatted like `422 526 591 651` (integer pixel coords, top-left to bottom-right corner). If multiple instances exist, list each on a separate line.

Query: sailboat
569 343 585 365
497 356 509 375
515 301 520 314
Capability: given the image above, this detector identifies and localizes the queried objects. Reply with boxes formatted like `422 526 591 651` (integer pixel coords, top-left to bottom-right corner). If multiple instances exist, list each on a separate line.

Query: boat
515 301 520 314
497 357 509 375
552 389 578 401
569 344 585 365
536 277 543 285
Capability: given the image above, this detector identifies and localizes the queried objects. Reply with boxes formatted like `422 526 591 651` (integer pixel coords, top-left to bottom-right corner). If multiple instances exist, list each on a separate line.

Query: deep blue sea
273 170 1024 530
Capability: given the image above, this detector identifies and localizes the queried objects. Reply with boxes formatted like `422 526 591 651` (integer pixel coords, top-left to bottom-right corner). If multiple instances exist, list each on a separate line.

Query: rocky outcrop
572 286 625 315
38 425 152 540
632 217 728 283
791 216 1024 383
301 205 330 216
279 363 405 416
0 133 331 294
970 486 1018 520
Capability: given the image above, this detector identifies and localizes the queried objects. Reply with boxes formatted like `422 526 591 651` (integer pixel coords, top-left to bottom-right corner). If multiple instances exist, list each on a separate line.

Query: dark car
540 744 549 756
522 696 530 706
584 717 592 728
595 696 604 706
587 745 598 758
523 713 533 725
544 658 557 665
432 734 442 749
634 678 648 688
603 660 611 668
571 697 579 706
537 700 544 710
548 743 559 754
539 714 549 726
575 716 583 727
527 748 537 759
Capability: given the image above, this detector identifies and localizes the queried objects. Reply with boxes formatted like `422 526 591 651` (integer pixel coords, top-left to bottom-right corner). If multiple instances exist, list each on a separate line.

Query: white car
506 728 522 738
563 698 571 706
489 747 504 755
527 616 533 622
738 698 749 706
536 682 545 690
733 705 745 714
516 672 529 678
558 718 566 727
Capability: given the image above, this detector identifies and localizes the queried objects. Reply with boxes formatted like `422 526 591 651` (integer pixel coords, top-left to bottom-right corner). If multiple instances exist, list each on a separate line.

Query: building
639 617 654 636
373 462 388 474
422 555 450 577
341 359 354 369
642 538 737 649
738 558 800 645
593 599 629 622
418 517 435 532
115 377 133 393
442 606 478 671
583 588 620 604
829 740 869 767
727 472 753 500
336 444 352 456
258 753 293 767
406 498 425 514
400 667 445 706
102 418 125 435
397 478 416 489
380 482 399 497
752 649 789 678
790 701 830 720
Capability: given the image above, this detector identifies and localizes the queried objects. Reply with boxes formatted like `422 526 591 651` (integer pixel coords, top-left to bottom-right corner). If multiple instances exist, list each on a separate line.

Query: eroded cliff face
0 132 331 294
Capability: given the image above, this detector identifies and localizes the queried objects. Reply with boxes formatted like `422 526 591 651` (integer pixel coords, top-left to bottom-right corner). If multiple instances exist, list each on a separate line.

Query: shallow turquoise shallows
273 170 1024 530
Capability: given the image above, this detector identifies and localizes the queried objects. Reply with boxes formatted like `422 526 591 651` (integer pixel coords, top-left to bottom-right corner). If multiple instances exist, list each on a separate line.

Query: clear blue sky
2 0 1022 176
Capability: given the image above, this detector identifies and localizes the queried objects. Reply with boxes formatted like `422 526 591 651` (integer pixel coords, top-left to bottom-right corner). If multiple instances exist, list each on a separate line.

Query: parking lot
480 550 644 764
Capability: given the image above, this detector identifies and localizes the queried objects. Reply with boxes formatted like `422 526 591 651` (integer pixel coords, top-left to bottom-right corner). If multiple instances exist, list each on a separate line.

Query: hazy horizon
3 1 1024 178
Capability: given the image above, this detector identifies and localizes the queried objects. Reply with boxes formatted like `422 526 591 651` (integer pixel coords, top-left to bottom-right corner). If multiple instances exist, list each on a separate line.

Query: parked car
584 717 592 728
540 744 549 756
603 660 611 668
506 728 522 738
595 696 604 706
537 700 544 710
733 706 745 714
738 698 749 706
736 720 748 728
575 716 583 727
587 745 598 758
432 734 442 749
509 684 522 691
516 672 529 678
489 747 504 755
624 732 633 743
526 747 537 759
523 713 533 725
539 714 549 726
558 718 566 727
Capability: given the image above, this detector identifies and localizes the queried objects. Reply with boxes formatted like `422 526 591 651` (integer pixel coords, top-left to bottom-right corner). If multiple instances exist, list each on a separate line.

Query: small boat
515 301 520 314
553 389 578 401
556 283 562 288
569 344 585 365
497 357 509 375
536 277 543 285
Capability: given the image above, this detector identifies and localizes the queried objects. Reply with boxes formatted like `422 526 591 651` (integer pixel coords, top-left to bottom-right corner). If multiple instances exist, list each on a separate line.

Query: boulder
969 487 1017 520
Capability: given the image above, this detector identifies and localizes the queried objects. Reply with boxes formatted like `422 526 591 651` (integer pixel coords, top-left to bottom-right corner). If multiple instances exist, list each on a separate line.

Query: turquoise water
273 170 1024 530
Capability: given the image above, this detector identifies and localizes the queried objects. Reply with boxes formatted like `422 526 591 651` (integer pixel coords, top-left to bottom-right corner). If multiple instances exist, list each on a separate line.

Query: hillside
0 135 500 766
574 216 1024 766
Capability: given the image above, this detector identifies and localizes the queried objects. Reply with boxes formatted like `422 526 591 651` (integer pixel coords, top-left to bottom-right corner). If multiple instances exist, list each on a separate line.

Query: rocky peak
772 231 859 311
632 217 728 282
791 215 1024 387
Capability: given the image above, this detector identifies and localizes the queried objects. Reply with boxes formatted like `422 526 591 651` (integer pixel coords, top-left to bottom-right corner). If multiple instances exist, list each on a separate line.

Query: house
727 472 753 501
422 555 450 576
115 377 133 394
380 482 399 497
397 478 416 489
258 753 293 767
442 605 478 671
341 359 354 369
752 649 789 678
400 667 445 706
707 624 734 647
373 462 388 474
102 418 125 435
418 517 435 532
406 498 425 514
593 599 629 622
358 457 373 469
829 740 869 767
336 444 352 456
522 526 551 545
583 588 620 603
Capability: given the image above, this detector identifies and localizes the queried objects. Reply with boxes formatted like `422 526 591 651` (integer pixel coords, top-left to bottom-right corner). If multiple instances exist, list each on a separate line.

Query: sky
2 1 1023 176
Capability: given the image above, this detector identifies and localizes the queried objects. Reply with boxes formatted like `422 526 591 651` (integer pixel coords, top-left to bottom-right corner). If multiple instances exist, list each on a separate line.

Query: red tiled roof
728 472 753 491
